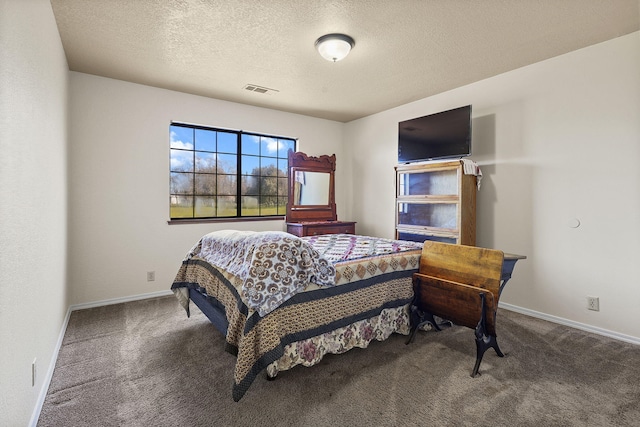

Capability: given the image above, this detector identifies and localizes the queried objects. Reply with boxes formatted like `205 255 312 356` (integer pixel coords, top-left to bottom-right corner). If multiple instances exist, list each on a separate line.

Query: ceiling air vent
243 84 279 95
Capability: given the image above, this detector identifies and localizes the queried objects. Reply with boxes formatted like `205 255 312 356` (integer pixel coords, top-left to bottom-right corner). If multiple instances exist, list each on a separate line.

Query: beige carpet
38 296 640 426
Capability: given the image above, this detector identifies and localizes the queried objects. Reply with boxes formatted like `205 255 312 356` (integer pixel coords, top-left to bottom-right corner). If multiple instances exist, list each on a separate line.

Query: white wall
2 3 636 423
67 73 345 305
0 0 69 425
345 32 640 341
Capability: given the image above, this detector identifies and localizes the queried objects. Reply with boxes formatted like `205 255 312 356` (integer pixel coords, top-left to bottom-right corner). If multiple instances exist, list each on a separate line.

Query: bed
171 230 423 401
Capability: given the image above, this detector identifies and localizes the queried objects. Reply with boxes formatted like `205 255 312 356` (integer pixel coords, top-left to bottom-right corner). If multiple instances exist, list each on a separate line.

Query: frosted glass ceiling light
315 34 355 62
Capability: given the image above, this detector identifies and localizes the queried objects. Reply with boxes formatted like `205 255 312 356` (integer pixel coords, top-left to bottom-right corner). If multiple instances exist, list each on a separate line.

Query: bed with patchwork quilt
171 230 422 401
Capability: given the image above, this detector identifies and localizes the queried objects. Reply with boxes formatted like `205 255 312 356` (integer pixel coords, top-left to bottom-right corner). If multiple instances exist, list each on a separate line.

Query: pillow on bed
193 230 336 317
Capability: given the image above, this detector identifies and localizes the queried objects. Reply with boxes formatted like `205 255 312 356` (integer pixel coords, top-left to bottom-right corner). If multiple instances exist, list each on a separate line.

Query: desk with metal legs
500 253 527 296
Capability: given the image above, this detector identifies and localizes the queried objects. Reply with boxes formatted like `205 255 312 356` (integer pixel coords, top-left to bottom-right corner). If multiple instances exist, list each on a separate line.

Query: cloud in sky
170 129 195 171
170 130 194 150
263 137 279 154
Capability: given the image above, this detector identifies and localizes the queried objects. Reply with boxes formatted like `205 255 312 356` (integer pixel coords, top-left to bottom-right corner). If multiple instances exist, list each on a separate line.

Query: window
170 123 296 219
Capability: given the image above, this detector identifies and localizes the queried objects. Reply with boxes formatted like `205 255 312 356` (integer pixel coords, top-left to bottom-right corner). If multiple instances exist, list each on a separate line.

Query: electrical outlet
32 358 37 387
147 271 155 282
587 296 599 311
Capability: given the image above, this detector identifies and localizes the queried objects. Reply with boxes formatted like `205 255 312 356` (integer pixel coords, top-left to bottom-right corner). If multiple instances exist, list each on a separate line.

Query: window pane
241 175 258 196
278 139 295 158
241 155 260 175
261 157 277 176
241 134 260 155
195 151 216 172
218 132 237 154
195 129 216 152
170 149 193 172
217 196 237 217
170 195 193 218
170 172 193 194
195 173 216 195
195 196 216 217
261 137 278 157
278 177 288 196
241 196 259 216
277 197 287 215
260 196 278 215
278 158 288 177
217 174 237 195
170 125 193 149
217 153 237 174
260 177 277 196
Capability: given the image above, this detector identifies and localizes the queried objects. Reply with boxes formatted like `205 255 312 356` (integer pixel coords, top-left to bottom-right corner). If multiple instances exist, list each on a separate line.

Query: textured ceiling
50 0 639 122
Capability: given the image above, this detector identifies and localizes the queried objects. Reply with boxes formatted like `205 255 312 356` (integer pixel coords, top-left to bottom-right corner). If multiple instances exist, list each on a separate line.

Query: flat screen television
398 105 472 163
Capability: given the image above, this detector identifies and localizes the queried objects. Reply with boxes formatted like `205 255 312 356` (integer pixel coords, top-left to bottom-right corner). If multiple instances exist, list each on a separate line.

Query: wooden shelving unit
395 160 477 245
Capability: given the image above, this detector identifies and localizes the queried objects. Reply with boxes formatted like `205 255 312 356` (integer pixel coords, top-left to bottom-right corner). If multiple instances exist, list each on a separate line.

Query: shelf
395 160 476 245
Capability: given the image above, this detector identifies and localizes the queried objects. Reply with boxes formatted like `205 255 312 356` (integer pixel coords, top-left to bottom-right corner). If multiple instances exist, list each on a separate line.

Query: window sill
167 216 285 225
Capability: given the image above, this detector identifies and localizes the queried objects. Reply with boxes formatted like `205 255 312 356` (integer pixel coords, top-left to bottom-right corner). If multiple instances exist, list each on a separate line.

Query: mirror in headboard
286 151 337 223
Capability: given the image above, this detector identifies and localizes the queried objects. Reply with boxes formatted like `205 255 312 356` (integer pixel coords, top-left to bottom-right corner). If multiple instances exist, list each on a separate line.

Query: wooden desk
500 253 527 295
407 243 527 376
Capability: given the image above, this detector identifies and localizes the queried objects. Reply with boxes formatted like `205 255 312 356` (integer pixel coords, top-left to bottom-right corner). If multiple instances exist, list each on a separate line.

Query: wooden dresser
286 221 356 237
285 151 356 237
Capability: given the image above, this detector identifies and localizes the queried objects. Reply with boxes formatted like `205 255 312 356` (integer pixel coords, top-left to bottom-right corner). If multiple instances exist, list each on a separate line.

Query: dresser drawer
305 224 355 236
287 221 356 237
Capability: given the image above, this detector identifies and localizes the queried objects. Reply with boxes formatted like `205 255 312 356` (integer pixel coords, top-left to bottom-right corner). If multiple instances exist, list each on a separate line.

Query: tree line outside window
170 123 296 219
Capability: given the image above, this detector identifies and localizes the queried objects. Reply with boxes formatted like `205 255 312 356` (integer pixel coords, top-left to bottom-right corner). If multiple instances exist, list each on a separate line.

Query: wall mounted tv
398 105 472 163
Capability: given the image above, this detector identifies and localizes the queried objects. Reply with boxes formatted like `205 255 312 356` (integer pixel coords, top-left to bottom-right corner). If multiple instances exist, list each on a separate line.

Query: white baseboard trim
499 302 640 346
29 305 72 427
69 289 174 311
29 289 174 426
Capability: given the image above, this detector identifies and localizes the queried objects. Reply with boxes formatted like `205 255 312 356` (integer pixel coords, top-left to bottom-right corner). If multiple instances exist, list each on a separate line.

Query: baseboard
499 302 640 346
69 289 174 311
29 305 72 427
28 289 174 426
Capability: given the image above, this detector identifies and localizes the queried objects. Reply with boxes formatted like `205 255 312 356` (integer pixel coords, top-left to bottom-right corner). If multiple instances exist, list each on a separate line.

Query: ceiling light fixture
315 33 355 62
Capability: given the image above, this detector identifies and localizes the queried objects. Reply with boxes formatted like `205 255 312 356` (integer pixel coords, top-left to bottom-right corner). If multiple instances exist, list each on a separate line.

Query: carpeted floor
38 296 640 426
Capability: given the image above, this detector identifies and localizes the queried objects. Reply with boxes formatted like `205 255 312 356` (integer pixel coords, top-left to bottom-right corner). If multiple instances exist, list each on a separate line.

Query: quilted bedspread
302 233 424 264
185 230 336 316
171 233 423 401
